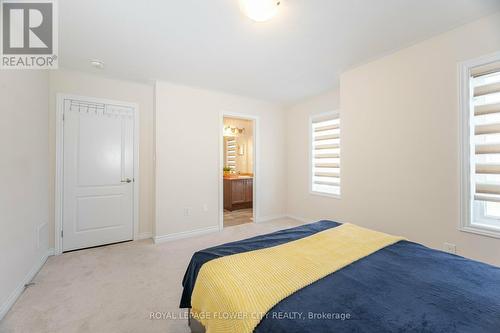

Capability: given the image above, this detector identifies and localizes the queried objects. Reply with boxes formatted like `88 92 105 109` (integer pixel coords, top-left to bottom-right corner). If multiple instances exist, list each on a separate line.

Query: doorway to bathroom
220 113 257 228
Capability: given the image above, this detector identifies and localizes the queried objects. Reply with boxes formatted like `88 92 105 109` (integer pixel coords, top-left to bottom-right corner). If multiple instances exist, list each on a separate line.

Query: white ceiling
59 0 500 104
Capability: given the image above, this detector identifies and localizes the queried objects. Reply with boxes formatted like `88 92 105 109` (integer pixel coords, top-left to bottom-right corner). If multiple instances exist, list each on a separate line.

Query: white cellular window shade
464 58 500 236
226 138 236 170
311 112 340 197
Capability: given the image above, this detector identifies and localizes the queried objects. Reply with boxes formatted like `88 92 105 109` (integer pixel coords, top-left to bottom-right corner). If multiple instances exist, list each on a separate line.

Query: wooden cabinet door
223 179 231 210
245 179 253 203
232 180 246 204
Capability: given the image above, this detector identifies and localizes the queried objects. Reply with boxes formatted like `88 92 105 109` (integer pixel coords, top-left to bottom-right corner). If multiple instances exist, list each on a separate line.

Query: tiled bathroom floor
224 208 253 227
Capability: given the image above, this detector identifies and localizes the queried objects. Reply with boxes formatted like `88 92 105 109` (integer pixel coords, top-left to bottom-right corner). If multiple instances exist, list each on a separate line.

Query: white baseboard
255 214 316 224
254 214 287 223
136 232 153 240
153 226 219 244
286 215 314 223
0 249 51 321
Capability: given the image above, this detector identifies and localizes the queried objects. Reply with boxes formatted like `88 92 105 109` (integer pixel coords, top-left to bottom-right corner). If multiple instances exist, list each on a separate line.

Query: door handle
121 178 132 183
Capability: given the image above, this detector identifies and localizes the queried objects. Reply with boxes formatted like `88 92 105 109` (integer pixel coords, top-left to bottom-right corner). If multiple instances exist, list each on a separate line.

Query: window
460 53 500 238
310 112 340 197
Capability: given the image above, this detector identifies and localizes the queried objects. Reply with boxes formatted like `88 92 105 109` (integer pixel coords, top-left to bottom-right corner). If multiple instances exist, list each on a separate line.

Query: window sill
459 224 500 239
310 190 341 200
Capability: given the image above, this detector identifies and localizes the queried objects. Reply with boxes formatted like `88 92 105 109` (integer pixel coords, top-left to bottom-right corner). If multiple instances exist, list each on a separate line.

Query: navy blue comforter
181 221 500 332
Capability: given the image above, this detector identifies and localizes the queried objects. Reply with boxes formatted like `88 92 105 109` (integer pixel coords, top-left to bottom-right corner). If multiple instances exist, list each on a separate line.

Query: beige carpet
0 218 303 333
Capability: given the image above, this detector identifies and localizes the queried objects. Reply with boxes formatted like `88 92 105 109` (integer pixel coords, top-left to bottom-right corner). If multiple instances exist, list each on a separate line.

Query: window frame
459 51 500 239
309 110 341 199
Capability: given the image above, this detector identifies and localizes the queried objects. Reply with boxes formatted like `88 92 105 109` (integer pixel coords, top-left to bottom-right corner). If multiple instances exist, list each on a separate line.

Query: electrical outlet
184 207 192 217
443 243 456 254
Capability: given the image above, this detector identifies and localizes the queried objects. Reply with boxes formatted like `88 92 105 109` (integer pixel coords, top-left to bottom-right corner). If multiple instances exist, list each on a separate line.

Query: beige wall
155 81 286 238
48 70 155 245
286 13 500 266
286 88 340 216
0 71 49 318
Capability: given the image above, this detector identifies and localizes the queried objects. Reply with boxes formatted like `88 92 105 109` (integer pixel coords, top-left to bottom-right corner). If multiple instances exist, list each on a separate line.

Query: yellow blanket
191 223 404 333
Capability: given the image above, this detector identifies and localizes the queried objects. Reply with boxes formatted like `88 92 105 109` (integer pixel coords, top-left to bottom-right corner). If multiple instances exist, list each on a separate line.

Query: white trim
54 94 140 255
458 55 471 237
219 113 224 231
219 112 259 230
0 250 51 321
154 83 160 243
459 51 500 239
310 191 342 199
54 95 64 255
153 226 219 244
460 225 500 239
133 99 141 243
309 110 341 199
136 232 153 240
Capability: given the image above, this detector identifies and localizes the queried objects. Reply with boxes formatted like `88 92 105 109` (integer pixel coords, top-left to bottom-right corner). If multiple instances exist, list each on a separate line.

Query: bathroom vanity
223 176 253 211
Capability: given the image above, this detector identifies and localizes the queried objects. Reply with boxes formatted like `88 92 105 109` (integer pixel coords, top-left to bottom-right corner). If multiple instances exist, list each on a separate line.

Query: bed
180 220 500 333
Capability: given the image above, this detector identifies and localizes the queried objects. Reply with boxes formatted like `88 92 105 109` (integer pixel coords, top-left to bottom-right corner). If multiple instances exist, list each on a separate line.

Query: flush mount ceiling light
90 59 105 69
239 0 281 22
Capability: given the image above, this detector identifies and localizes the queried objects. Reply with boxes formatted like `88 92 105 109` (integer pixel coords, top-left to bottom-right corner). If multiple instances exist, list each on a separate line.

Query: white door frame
219 111 259 230
54 93 140 255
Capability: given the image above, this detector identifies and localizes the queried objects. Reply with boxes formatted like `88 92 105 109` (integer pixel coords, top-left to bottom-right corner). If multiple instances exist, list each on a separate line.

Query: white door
62 98 134 252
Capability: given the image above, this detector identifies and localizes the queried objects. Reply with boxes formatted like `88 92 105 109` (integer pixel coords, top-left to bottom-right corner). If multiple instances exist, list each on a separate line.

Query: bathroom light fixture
90 59 105 69
239 0 281 22
224 126 245 137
